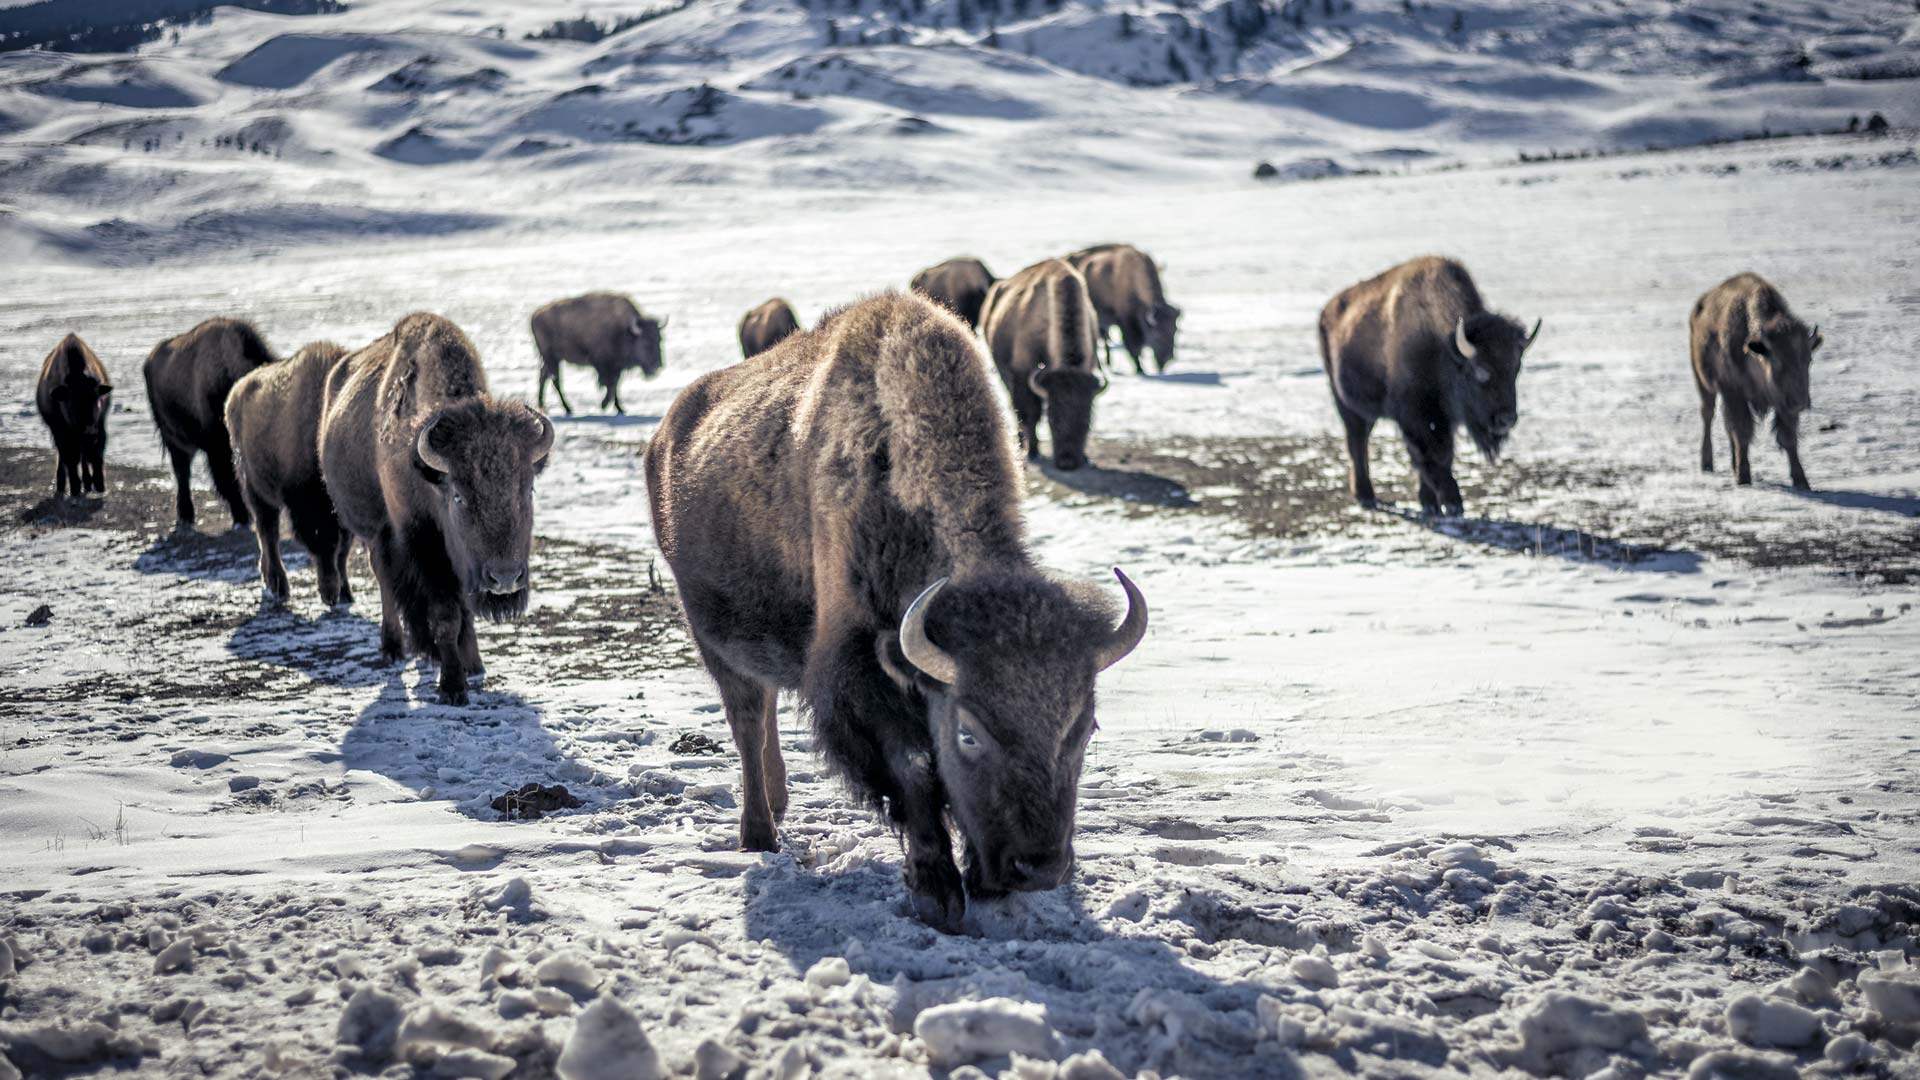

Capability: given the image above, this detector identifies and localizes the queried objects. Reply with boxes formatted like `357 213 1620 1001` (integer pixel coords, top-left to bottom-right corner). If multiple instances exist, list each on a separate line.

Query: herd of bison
29 242 1825 928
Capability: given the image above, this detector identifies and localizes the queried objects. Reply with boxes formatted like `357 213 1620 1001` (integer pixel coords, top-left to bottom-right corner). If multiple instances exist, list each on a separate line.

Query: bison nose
1492 411 1517 434
1004 848 1072 892
483 561 526 595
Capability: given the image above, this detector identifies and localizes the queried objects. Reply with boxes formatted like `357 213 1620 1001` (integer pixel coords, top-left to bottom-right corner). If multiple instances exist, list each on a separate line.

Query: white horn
629 317 644 337
1091 568 1148 672
1454 317 1477 361
416 416 451 474
899 577 959 685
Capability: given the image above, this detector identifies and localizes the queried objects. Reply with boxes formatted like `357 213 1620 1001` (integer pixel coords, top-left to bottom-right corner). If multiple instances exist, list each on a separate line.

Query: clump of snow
534 951 604 991
804 956 851 992
336 986 406 1063
556 996 662 1080
1857 967 1920 1026
1288 952 1340 988
1510 992 1650 1074
1723 993 1823 1049
913 998 1062 1068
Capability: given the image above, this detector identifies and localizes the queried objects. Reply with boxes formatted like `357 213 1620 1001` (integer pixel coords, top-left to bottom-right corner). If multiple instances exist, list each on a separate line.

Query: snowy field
4 2 1920 1079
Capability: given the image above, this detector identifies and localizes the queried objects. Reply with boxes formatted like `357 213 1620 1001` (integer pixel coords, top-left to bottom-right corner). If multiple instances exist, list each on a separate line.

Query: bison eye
954 711 987 757
450 490 465 506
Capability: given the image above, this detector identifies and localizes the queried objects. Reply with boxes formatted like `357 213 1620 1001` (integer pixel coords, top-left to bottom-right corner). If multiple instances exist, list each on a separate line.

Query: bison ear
1744 337 1771 360
413 415 452 486
875 631 917 694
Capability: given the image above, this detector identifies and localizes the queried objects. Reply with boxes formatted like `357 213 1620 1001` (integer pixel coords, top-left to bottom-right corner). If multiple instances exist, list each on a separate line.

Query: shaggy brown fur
1065 243 1181 374
530 292 664 416
1690 273 1821 490
978 259 1106 471
35 333 112 498
1319 256 1538 516
910 257 996 329
142 317 276 528
645 292 1146 931
226 341 354 606
320 313 553 704
738 298 801 358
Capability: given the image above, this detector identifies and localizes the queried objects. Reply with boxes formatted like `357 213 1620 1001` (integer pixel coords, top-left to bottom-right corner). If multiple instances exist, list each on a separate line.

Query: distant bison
739 298 801 358
1691 273 1821 490
226 341 354 606
143 317 277 528
530 292 665 415
320 314 552 704
35 333 112 498
1065 243 1181 374
910 257 996 329
979 259 1107 471
646 292 1146 931
1319 256 1539 516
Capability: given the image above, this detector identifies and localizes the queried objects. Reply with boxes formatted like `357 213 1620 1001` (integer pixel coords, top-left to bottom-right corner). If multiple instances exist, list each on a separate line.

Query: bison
738 298 801 358
910 257 996 329
319 313 552 704
1319 256 1539 517
1690 273 1821 490
978 259 1107 471
35 333 112 498
645 292 1147 932
143 317 277 528
226 341 355 607
1065 243 1181 374
530 292 665 416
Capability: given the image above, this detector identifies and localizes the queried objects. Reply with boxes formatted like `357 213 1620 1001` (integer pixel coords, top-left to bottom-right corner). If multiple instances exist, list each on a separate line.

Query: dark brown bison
1319 256 1539 516
738 298 801 358
530 292 665 416
979 259 1107 471
645 292 1147 932
143 317 277 528
319 313 553 704
910 257 996 329
1065 243 1181 374
1690 273 1821 490
226 342 354 607
35 333 112 498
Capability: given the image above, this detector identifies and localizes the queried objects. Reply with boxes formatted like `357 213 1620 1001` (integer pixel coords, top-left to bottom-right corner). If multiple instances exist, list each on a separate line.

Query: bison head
1449 313 1538 463
1027 364 1107 471
882 569 1147 899
627 315 665 379
50 377 111 436
1145 302 1181 372
1745 317 1819 415
412 399 554 622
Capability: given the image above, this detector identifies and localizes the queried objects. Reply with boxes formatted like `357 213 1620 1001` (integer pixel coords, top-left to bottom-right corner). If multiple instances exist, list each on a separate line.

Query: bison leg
1010 385 1043 461
1775 411 1810 491
52 438 73 499
167 443 196 528
1722 394 1755 486
367 538 409 664
1402 424 1462 517
250 499 290 604
1334 401 1377 508
427 599 471 705
86 439 106 493
1119 320 1147 376
696 640 781 852
333 531 355 606
289 497 346 607
1695 381 1718 474
206 433 250 529
540 365 573 417
456 611 484 679
762 694 788 823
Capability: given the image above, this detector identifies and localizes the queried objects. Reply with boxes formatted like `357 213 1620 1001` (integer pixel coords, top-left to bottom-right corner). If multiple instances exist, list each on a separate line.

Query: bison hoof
436 683 470 706
1354 495 1377 510
907 860 967 934
739 820 779 853
1440 502 1463 518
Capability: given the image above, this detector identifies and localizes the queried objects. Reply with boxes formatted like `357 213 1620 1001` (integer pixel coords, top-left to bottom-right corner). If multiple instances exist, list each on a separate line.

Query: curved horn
1027 365 1050 399
1091 567 1148 673
629 317 644 337
527 408 555 462
1525 318 1542 348
1453 316 1477 361
658 314 669 330
899 577 959 685
415 416 451 475
1096 368 1111 395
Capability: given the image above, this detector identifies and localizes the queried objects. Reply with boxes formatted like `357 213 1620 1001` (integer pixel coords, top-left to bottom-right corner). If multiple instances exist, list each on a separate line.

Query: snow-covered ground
3 2 1920 1079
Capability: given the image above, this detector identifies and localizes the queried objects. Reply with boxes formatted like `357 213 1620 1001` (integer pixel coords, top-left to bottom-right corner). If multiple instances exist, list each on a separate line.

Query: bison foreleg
1402 424 1462 517
1722 395 1755 486
698 641 781 852
1774 411 1809 491
456 611 484 678
367 537 409 664
427 600 471 705
207 434 250 529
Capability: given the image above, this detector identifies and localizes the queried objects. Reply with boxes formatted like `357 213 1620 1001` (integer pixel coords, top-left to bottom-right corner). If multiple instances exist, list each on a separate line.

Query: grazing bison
226 342 354 607
530 292 665 416
1065 243 1181 374
143 317 277 528
1319 256 1539 517
1690 273 1821 490
910 257 996 329
738 298 801 358
35 334 112 498
319 314 552 704
646 292 1147 931
978 259 1107 471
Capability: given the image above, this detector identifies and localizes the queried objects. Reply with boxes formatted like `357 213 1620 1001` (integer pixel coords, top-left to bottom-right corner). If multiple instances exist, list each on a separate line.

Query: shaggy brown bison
1690 273 1822 490
738 298 801 358
226 342 354 607
530 292 665 416
910 257 996 329
979 259 1107 471
1319 256 1539 516
320 314 552 704
1065 243 1181 374
143 318 277 528
35 333 112 498
645 292 1147 932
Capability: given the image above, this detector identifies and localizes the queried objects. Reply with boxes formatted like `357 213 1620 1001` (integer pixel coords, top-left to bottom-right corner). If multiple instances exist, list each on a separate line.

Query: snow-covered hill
2 0 1918 262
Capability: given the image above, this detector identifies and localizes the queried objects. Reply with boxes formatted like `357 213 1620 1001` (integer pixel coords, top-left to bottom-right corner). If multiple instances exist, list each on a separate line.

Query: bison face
1449 314 1538 464
412 401 554 622
1145 302 1180 372
1745 320 1818 415
1029 365 1106 471
887 572 1148 899
50 379 111 436
628 317 665 379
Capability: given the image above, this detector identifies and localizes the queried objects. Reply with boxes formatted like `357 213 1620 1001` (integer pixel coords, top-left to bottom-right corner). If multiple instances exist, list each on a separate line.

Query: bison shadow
225 603 387 687
133 524 260 584
549 412 663 428
21 495 108 526
1139 370 1225 387
1385 506 1705 573
1035 460 1198 510
1776 485 1920 518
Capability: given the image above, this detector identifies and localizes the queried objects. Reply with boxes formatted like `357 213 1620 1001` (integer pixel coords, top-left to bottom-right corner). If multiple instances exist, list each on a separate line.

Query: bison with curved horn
143 317 277 529
910 257 995 329
320 313 552 704
646 292 1147 932
979 258 1107 471
738 298 801 358
36 333 112 498
1690 273 1822 490
530 292 665 416
1319 256 1538 517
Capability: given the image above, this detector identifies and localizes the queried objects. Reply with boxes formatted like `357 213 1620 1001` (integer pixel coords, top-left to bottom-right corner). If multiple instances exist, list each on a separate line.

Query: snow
555 996 663 1080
